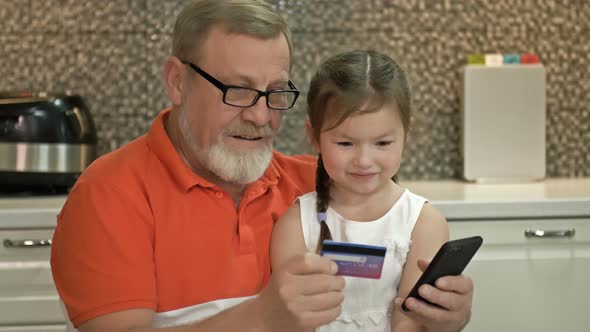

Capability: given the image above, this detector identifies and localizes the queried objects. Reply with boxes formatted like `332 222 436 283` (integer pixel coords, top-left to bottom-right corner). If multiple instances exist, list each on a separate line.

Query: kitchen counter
1 178 590 228
0 195 66 228
402 178 590 220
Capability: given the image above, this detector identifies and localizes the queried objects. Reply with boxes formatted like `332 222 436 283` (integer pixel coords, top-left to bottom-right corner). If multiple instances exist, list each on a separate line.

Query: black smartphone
401 235 483 312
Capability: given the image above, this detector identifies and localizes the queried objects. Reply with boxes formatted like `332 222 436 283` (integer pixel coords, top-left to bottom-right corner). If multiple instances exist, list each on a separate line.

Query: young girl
270 50 449 331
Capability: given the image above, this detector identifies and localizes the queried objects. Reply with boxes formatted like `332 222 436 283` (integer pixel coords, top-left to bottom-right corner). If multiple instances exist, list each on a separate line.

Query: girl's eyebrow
336 131 396 140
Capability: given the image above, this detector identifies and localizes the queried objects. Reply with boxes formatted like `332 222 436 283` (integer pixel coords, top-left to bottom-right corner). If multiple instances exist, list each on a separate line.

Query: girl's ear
405 116 415 144
305 120 320 152
163 56 186 106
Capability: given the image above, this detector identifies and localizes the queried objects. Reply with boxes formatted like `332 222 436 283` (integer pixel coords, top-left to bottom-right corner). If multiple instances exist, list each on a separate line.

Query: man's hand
394 258 473 332
257 252 345 332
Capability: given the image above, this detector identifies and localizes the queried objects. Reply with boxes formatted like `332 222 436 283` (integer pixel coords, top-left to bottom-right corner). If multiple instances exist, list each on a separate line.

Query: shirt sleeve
50 179 157 327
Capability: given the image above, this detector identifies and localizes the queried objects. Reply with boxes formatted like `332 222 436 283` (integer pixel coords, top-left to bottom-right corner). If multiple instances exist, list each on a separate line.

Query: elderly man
50 1 474 331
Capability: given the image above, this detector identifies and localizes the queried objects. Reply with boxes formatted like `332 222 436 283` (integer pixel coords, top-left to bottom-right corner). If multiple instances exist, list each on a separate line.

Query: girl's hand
393 258 473 332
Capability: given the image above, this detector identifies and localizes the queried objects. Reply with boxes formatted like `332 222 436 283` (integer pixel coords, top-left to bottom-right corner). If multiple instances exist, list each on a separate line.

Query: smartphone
401 235 483 312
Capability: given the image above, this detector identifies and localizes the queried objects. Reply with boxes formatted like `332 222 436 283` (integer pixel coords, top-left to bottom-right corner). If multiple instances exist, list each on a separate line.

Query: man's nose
241 96 272 126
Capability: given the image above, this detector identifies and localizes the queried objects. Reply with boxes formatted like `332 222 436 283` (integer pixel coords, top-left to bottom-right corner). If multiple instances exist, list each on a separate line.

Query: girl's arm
391 203 449 332
270 202 309 271
270 202 324 332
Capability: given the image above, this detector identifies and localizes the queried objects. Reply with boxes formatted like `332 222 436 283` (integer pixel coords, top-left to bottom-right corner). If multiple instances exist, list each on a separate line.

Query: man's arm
78 304 262 332
78 251 344 332
77 204 344 332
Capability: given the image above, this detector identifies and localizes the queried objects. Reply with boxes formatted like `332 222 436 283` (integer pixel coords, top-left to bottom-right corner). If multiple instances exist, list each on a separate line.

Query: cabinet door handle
3 239 52 248
524 229 576 238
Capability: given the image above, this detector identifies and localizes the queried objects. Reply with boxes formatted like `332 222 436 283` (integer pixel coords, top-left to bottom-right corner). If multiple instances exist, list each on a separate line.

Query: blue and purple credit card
320 240 387 279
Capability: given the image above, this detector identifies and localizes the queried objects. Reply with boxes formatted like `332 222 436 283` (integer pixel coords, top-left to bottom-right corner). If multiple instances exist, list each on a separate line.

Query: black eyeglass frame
180 60 300 111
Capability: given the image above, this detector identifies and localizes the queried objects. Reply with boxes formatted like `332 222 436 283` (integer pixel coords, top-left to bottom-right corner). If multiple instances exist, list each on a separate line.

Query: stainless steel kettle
0 92 97 193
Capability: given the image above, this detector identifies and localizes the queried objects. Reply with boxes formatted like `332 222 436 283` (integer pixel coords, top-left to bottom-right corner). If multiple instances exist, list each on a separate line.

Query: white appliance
461 64 546 182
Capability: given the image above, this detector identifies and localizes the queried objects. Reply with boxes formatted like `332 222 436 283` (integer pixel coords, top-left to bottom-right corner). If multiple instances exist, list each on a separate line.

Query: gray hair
172 0 292 63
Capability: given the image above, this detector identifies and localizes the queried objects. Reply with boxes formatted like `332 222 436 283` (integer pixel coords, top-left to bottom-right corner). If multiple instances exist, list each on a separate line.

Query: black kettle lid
0 91 97 144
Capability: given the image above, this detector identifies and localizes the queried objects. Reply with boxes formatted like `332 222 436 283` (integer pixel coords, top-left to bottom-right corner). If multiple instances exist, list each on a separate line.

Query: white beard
179 109 273 185
200 137 273 184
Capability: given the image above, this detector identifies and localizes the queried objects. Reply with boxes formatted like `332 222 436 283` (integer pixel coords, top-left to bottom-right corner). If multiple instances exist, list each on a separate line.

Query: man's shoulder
271 151 317 193
271 151 317 174
78 135 151 188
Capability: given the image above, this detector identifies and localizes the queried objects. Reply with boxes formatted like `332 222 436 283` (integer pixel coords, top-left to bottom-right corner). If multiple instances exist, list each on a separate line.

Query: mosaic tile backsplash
1 0 588 179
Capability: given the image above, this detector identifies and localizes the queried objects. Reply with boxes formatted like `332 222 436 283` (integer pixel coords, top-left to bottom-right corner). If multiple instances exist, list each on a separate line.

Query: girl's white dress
297 189 427 332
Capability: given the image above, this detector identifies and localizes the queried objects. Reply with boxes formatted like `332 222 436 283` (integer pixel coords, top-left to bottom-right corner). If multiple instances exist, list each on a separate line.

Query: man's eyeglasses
180 60 300 111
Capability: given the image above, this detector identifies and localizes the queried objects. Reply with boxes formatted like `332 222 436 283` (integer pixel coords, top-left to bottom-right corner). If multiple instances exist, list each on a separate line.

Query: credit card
320 240 387 279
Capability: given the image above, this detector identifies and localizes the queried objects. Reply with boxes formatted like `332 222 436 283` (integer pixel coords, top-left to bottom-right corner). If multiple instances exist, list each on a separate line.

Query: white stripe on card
323 253 367 263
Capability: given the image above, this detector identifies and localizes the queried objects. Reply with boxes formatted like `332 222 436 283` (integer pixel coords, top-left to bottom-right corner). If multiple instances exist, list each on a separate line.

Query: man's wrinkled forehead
201 27 291 83
204 23 292 67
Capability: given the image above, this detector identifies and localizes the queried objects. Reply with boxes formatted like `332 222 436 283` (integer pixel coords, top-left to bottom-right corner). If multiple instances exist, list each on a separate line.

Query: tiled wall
1 0 588 179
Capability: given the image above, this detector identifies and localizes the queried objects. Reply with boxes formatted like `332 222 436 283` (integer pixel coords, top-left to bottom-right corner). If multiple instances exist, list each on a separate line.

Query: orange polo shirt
50 109 316 327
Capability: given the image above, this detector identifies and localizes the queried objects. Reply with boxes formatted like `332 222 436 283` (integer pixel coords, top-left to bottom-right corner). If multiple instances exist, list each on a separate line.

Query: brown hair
172 0 292 64
307 50 412 254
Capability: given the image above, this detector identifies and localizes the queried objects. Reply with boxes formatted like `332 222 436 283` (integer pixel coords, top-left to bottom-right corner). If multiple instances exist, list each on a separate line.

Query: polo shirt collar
147 108 206 190
261 152 280 186
147 108 281 192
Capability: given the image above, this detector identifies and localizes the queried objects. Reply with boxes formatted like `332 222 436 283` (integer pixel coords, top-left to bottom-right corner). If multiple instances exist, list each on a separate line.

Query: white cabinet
450 218 590 332
0 326 65 332
0 228 66 331
0 180 588 332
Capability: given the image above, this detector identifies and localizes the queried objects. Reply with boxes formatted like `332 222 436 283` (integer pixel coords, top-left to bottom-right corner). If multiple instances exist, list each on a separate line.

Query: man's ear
305 120 320 152
163 56 186 106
